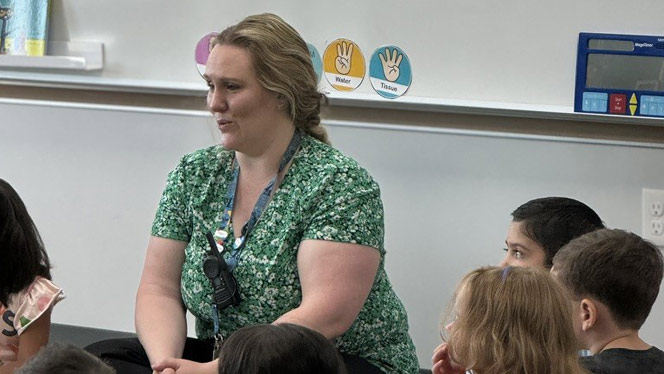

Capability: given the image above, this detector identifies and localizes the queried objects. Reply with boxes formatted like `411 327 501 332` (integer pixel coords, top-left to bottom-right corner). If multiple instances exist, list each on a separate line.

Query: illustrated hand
152 358 218 374
335 41 353 75
379 48 403 82
432 343 465 374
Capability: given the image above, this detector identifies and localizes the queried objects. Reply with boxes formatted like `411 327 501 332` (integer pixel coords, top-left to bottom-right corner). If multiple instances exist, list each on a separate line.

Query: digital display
588 39 634 51
586 53 664 92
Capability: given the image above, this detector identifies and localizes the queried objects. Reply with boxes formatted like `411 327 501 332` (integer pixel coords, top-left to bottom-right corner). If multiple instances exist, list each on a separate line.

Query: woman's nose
208 90 228 113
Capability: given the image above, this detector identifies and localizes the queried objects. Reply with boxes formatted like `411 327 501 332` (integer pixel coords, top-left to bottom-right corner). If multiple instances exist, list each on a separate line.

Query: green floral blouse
151 134 419 373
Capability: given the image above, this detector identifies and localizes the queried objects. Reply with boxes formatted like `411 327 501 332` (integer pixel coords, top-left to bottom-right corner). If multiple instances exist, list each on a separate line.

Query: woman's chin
218 130 240 149
218 136 238 151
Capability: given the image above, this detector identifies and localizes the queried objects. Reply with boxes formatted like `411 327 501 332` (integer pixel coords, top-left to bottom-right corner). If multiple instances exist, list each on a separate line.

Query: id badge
212 332 223 360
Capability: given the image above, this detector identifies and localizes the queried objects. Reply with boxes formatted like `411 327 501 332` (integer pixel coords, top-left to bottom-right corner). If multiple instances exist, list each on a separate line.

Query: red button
610 94 627 114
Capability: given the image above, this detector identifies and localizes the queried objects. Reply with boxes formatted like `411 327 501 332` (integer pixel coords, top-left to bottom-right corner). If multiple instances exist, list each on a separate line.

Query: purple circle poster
195 32 218 76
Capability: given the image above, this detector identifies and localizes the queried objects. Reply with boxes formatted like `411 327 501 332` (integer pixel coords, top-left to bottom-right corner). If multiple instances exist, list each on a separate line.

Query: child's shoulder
581 347 664 373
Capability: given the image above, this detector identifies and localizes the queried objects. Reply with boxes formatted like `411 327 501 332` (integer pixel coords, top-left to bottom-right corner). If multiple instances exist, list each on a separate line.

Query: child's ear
580 298 598 331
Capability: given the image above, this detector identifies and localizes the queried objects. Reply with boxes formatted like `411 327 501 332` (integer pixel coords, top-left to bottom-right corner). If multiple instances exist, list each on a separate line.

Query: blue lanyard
212 130 301 272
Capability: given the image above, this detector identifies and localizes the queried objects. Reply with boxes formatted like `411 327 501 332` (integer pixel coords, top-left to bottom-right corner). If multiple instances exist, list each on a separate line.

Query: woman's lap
86 337 383 374
85 337 213 374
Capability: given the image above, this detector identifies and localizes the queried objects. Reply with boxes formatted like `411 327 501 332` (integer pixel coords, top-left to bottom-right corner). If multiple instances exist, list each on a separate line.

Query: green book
0 0 51 56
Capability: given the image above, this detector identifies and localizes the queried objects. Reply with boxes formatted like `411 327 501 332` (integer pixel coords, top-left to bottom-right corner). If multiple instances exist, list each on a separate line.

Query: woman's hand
152 358 218 374
432 342 465 374
153 369 175 374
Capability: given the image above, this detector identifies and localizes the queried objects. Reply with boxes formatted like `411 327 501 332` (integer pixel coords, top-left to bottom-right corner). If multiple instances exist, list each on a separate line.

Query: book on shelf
0 0 52 56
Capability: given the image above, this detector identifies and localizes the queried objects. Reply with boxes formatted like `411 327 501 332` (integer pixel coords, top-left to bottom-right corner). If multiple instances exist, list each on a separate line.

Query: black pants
86 337 383 374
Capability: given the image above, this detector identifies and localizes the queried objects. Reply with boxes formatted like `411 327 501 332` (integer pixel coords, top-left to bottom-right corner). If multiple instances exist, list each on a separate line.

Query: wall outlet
643 188 664 247
651 201 664 217
652 220 664 236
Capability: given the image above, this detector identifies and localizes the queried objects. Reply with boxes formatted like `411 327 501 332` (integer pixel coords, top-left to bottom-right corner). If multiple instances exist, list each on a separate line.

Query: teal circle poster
369 46 412 99
307 43 323 84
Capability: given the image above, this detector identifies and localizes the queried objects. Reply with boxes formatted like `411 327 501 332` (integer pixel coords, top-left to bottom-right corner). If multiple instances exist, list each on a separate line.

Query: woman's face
204 44 289 154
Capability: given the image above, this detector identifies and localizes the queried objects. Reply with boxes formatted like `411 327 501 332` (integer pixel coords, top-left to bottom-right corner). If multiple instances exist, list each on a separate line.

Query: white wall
15 0 662 105
1 100 663 368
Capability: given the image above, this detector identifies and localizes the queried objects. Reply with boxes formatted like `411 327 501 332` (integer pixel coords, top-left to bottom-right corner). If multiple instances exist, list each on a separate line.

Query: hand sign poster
307 42 323 84
323 38 365 92
194 32 217 77
369 46 412 99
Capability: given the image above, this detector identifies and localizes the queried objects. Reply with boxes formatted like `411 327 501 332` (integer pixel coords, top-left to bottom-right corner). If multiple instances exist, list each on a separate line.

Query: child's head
444 266 583 374
0 178 51 306
553 229 663 335
17 342 116 374
218 323 346 374
502 197 605 268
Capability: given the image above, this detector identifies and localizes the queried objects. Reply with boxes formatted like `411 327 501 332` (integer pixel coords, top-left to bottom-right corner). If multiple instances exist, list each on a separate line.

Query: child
552 228 664 373
17 342 115 374
217 323 346 374
502 197 604 268
0 179 64 372
432 266 586 374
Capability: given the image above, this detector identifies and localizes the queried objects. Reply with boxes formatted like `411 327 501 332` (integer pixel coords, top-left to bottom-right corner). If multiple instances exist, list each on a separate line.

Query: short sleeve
151 159 192 241
302 164 385 253
12 277 64 336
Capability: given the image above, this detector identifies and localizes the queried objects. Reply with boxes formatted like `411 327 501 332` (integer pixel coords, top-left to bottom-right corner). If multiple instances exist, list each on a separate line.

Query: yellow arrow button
630 104 637 116
630 93 638 105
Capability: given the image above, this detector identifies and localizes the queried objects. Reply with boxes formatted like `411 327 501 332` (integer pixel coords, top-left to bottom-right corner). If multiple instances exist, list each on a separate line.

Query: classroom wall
15 0 664 105
1 100 663 368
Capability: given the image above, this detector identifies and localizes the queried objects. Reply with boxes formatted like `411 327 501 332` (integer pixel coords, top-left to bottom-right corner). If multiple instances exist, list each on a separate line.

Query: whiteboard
6 0 663 107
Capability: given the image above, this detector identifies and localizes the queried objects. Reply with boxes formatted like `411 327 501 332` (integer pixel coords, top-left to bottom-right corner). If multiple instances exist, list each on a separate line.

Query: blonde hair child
432 266 585 374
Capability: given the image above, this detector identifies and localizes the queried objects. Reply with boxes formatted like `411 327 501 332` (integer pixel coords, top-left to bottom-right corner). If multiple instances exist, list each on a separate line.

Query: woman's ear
580 298 598 331
276 94 287 109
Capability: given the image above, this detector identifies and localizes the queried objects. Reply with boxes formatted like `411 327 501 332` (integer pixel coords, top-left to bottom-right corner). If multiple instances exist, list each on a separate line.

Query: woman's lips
217 120 233 131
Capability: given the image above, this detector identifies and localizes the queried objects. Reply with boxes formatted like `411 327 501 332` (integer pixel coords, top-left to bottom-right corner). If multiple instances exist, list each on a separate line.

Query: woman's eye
206 82 214 91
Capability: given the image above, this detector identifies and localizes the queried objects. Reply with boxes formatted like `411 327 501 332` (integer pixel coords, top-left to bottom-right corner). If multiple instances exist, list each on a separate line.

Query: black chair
50 323 136 348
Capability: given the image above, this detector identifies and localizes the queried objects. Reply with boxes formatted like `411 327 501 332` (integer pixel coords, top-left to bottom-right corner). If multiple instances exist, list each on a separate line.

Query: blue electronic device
575 32 664 118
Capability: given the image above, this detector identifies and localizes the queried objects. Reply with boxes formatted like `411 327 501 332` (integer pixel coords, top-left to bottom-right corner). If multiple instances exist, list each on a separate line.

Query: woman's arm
274 239 380 339
135 236 188 366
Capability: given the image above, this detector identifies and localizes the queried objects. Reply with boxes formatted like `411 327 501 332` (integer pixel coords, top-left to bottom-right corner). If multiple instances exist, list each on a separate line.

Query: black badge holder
203 232 241 310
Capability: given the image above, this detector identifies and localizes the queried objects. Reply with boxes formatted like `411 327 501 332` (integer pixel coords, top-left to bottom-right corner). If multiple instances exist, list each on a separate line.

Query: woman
432 266 586 374
87 13 418 374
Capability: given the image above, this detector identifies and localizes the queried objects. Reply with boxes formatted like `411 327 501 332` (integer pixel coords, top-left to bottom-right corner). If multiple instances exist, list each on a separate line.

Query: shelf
0 41 103 71
324 92 664 127
0 71 206 95
0 67 663 127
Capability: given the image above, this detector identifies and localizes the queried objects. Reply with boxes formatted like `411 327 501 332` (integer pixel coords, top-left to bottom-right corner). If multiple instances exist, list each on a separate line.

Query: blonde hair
445 266 585 374
212 13 329 144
